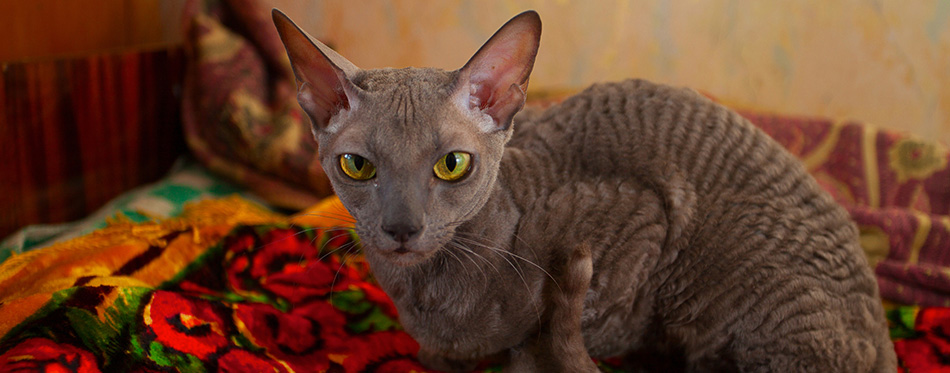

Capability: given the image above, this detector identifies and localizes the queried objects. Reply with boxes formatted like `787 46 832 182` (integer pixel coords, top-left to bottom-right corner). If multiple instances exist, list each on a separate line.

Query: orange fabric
0 196 352 338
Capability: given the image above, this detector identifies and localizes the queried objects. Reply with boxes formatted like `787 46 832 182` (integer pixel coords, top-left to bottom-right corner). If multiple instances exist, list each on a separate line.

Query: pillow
181 0 331 210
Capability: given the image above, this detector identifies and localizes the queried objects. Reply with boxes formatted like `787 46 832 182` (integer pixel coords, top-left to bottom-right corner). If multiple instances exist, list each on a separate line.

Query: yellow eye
340 154 376 180
434 152 472 181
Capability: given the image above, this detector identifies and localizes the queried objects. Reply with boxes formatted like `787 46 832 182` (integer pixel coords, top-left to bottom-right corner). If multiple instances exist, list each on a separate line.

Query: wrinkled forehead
352 68 456 126
325 68 482 163
351 67 458 93
335 111 481 163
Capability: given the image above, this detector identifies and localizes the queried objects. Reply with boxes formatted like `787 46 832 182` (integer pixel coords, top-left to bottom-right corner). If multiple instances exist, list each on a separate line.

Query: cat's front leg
506 244 599 373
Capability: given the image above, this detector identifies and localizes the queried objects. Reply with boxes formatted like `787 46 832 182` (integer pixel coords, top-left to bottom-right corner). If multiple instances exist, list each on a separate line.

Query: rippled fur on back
274 9 896 372
502 80 896 371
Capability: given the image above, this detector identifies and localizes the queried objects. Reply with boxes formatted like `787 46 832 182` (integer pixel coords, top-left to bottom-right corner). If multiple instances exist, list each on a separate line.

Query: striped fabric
0 48 187 239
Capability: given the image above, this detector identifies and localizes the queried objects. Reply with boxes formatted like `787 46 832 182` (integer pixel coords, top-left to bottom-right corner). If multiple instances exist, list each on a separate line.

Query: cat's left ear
456 11 541 132
273 9 361 132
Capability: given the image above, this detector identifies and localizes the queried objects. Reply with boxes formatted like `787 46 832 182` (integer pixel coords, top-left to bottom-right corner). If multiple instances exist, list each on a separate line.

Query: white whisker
450 232 544 332
447 241 491 279
328 243 360 300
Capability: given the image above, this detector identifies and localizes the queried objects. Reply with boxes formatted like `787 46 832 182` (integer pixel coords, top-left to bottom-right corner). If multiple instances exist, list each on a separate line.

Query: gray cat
273 9 895 372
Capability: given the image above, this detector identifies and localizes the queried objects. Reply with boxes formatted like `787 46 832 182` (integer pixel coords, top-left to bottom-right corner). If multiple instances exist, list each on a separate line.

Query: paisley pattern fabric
182 0 330 211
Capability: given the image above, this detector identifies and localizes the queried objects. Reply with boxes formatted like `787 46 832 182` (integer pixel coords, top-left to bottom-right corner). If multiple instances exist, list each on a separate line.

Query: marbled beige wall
268 0 950 145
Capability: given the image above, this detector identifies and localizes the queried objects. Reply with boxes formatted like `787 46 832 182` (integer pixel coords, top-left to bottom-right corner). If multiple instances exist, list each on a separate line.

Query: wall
268 0 950 146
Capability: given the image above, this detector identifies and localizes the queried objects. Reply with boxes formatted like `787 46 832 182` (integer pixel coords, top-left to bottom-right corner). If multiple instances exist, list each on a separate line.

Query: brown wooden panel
0 48 186 238
0 0 185 63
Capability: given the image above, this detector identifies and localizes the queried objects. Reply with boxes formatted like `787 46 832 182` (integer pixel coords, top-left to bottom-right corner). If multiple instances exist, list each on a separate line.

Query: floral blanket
0 195 944 372
0 198 429 372
889 306 950 372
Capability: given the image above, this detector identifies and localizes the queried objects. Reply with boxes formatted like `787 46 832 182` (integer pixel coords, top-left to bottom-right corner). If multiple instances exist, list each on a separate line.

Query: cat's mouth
357 225 448 266
370 239 443 267
375 245 435 267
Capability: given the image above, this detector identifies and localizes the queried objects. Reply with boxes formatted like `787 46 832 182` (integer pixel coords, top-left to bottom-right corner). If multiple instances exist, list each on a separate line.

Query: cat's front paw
417 348 478 372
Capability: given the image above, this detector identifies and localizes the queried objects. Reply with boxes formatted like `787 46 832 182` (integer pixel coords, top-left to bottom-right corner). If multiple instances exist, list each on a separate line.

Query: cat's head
273 10 541 266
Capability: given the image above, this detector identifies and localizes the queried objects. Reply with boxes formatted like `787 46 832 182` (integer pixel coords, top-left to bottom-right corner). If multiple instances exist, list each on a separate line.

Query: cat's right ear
272 9 360 132
455 11 541 132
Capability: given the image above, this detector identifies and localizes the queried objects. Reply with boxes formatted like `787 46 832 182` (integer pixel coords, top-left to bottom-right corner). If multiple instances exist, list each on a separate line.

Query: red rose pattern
217 348 289 373
233 301 350 371
225 228 362 303
128 225 430 371
0 338 101 372
0 226 430 371
344 331 428 372
892 307 950 371
144 291 232 359
355 281 399 319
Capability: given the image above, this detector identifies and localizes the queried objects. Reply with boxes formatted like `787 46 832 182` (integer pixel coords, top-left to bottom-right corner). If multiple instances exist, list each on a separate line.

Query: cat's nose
382 223 421 244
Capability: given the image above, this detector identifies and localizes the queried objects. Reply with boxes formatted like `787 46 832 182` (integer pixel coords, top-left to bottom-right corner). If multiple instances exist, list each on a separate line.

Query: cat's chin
370 245 440 267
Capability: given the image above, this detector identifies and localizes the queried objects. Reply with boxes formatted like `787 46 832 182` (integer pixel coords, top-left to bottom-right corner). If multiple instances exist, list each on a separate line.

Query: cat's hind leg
506 244 599 372
729 330 879 373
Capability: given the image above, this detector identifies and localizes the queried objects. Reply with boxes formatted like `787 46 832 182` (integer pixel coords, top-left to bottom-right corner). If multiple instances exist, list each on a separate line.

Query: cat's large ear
272 9 360 132
456 11 541 132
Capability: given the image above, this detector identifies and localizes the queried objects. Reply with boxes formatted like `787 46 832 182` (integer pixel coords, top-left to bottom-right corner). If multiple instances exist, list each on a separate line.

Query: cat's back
507 79 895 370
513 79 792 197
511 78 853 234
515 78 875 292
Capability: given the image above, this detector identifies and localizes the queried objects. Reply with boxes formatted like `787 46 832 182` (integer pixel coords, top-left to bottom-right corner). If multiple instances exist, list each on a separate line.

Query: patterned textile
0 47 186 240
0 194 942 371
0 157 263 263
181 0 330 211
0 197 422 372
888 304 950 372
742 112 950 307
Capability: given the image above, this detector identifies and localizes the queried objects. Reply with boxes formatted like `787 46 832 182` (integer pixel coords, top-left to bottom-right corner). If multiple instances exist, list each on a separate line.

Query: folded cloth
181 0 331 211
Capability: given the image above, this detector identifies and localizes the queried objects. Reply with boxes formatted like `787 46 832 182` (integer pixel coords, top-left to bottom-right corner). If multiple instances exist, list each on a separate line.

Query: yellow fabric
0 195 353 337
